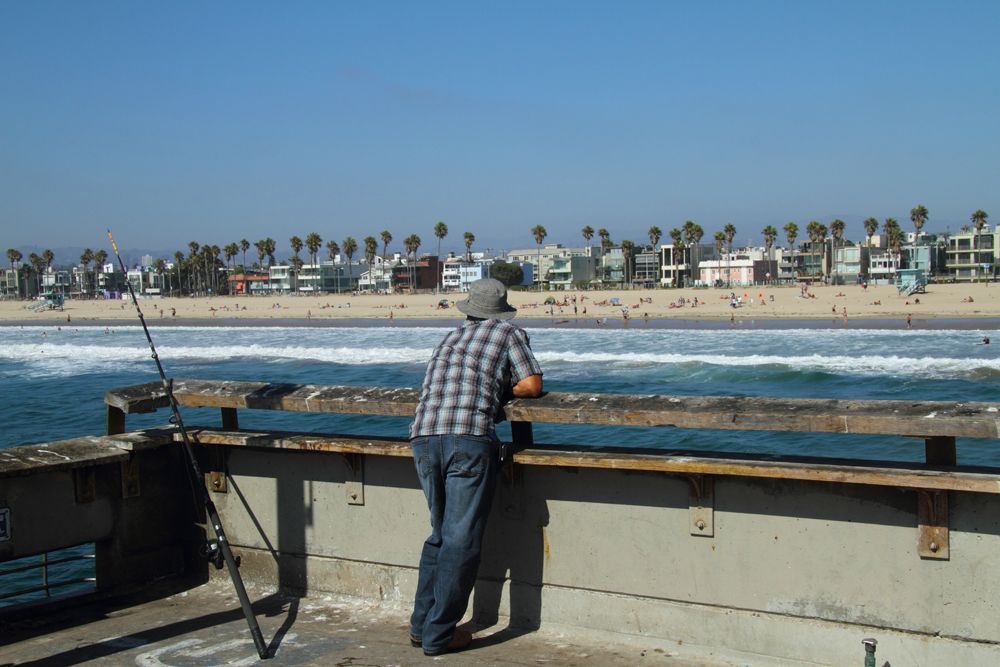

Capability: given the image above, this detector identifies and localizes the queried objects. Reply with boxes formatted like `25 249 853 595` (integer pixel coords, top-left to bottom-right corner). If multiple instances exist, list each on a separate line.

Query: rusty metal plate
688 475 714 537
918 490 949 560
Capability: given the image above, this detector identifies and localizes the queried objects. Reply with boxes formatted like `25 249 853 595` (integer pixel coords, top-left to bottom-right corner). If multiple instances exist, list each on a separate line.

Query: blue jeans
410 433 500 654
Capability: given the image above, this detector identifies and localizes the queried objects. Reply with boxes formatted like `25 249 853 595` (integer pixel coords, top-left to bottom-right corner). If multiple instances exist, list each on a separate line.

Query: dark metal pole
106 231 270 660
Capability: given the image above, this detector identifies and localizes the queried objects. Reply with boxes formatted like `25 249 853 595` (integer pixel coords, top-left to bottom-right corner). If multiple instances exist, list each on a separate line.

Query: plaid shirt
410 319 542 438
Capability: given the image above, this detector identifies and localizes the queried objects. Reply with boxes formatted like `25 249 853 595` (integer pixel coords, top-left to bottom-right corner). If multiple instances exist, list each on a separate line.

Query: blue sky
2 1 998 260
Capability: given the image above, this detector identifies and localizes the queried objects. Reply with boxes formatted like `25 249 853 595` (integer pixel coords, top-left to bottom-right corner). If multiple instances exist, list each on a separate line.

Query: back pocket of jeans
452 449 486 477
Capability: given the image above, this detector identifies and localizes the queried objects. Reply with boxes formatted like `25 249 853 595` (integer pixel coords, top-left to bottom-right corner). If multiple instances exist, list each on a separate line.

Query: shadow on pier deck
0 579 724 666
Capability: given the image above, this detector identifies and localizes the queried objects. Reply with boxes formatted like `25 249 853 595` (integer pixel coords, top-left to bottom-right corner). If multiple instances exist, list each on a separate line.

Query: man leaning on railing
407 278 543 656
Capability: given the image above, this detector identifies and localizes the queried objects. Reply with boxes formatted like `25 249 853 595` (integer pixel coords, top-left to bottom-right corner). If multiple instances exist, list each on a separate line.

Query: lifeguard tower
31 291 65 311
896 268 927 296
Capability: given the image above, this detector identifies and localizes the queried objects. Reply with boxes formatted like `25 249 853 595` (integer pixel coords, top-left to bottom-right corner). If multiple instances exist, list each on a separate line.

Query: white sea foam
3 340 997 380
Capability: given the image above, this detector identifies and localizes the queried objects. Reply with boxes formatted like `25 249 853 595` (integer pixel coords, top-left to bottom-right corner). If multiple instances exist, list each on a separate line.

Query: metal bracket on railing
208 445 228 494
342 453 365 506
686 474 714 537
918 489 949 560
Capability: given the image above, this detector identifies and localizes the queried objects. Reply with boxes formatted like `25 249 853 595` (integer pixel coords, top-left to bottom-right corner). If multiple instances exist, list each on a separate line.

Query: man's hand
511 374 543 398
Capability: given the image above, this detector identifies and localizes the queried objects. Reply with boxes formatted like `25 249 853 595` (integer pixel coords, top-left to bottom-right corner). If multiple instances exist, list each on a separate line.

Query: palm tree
863 217 879 249
92 249 107 293
240 239 250 273
862 217 879 280
762 225 777 264
883 218 901 279
201 246 214 294
28 253 43 294
224 243 239 273
783 222 799 282
723 224 736 287
829 219 845 283
363 236 378 290
263 238 277 267
186 242 200 294
433 221 448 293
582 225 595 252
174 251 185 295
669 228 684 287
288 236 303 291
463 231 475 261
910 205 929 238
326 240 340 293
531 225 547 290
79 248 94 296
380 230 393 292
971 209 989 280
305 232 323 266
403 234 421 291
7 248 23 297
342 237 357 292
805 221 825 280
621 240 635 287
648 226 662 247
254 240 267 270
689 223 704 285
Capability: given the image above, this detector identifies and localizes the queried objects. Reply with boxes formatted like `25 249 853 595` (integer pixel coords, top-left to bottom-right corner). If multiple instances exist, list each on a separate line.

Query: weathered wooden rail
103 379 1000 561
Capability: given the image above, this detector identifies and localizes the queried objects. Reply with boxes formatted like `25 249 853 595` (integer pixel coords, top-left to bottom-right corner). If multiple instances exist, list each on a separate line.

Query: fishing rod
107 230 270 660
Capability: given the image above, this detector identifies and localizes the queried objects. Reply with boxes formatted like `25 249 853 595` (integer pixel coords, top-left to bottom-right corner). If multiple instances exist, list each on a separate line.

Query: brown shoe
423 628 473 656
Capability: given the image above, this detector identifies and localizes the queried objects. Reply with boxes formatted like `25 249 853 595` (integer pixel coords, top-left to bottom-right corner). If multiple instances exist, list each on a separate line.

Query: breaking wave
3 340 998 381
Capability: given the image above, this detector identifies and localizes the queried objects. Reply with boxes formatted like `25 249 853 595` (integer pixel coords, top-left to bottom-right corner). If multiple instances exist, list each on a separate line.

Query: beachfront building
696 248 778 287
944 226 998 281
548 255 598 290
659 244 688 287
391 255 441 292
506 243 598 290
95 262 127 296
357 256 394 293
227 273 269 295
632 246 661 288
862 235 898 284
831 244 867 284
597 246 626 287
659 243 719 287
1 264 36 299
42 267 73 296
797 240 829 281
126 267 165 296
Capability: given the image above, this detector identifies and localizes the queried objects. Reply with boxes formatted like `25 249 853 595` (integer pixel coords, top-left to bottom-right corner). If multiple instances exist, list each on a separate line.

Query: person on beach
408 278 543 656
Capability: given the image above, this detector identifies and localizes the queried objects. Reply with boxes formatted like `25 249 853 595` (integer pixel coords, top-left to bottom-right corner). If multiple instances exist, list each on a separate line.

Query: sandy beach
1 282 997 327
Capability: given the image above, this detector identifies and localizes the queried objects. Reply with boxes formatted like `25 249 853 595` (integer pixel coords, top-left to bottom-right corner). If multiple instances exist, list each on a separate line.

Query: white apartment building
506 244 598 288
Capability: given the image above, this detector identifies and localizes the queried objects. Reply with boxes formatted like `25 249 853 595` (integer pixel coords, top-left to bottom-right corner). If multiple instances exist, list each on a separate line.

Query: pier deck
0 579 724 666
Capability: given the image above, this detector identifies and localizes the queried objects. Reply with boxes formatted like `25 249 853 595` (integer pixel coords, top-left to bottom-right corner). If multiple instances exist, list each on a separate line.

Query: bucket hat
457 278 517 320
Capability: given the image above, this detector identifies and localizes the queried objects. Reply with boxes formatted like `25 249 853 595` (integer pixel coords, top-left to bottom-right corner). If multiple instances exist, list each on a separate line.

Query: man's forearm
511 374 543 397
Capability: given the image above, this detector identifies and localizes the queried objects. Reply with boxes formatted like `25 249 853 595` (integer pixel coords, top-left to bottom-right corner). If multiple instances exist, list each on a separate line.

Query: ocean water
1 321 999 604
2 322 999 463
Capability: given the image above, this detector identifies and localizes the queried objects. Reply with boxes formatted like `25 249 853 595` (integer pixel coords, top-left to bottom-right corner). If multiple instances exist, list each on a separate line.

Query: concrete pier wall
207 446 1000 665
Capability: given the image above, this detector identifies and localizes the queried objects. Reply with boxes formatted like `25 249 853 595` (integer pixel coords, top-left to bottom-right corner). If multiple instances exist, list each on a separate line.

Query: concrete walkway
0 580 733 666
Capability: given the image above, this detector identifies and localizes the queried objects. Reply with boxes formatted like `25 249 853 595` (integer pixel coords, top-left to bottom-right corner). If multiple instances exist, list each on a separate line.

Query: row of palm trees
165 224 481 295
4 206 991 297
525 206 990 288
4 247 111 297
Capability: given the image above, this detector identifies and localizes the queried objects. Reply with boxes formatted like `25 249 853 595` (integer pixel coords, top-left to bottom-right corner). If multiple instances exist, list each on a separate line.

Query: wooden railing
104 379 1000 560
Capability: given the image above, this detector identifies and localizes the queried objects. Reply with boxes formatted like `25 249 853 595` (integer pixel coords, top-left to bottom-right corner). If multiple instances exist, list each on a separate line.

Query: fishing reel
200 540 241 570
